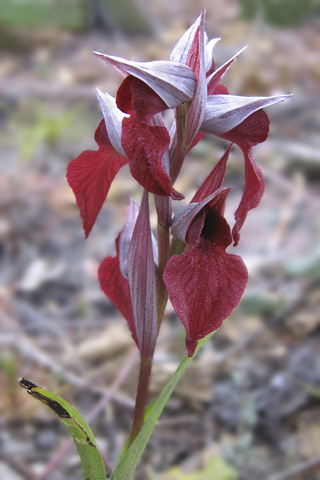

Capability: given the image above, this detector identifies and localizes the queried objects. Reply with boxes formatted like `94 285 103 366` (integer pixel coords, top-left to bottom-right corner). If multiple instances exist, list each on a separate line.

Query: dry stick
37 278 319 477
5 279 318 478
211 278 320 367
38 347 139 480
0 452 36 480
0 79 96 101
0 348 137 480
269 455 320 480
1 332 134 408
0 177 63 207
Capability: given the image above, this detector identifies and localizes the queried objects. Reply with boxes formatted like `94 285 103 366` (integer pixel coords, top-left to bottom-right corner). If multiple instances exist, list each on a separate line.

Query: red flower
66 9 289 357
117 76 183 199
164 190 248 357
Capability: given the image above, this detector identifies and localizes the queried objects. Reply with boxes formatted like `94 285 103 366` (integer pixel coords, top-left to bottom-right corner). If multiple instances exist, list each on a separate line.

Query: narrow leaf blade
110 332 215 480
19 378 106 480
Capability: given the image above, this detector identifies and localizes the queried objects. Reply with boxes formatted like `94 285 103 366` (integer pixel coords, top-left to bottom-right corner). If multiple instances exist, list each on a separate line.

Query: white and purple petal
201 94 290 135
94 53 196 109
183 10 207 150
118 198 140 279
170 13 202 64
204 37 220 74
207 46 247 93
96 89 128 157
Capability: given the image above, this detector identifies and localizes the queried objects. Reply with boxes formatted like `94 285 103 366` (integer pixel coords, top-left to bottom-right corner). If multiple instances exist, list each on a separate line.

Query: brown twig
1 332 135 408
212 278 320 367
269 455 320 480
0 451 38 480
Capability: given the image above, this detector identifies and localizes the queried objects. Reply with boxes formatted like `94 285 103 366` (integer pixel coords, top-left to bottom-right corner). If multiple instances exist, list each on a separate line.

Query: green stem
111 332 216 480
129 358 152 446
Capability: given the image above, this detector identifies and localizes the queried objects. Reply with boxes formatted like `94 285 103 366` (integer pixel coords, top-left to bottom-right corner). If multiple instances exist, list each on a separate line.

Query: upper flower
67 10 288 242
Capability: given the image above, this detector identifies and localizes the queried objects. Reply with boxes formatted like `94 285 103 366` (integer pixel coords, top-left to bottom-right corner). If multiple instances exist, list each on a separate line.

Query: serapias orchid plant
67 10 288 446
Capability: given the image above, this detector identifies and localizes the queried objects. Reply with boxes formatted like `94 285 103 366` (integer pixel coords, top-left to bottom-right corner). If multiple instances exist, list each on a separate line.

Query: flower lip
93 52 196 109
171 188 230 246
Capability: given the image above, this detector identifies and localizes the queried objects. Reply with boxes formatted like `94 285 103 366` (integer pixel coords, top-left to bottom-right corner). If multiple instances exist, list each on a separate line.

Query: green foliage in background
0 352 17 382
0 0 86 30
97 0 149 33
0 0 149 33
284 247 320 278
152 456 237 480
14 103 80 163
240 0 320 26
4 0 319 33
241 292 286 316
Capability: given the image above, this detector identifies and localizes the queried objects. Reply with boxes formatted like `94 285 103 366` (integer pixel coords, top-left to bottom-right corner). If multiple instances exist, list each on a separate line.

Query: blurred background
0 1 320 479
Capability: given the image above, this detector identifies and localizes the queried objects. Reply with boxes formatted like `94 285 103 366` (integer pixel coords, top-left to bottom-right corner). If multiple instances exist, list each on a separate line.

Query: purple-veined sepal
96 88 128 157
204 37 221 74
207 46 247 94
201 94 290 135
182 10 207 151
127 190 158 360
94 52 196 109
119 198 159 281
118 198 140 279
169 10 207 177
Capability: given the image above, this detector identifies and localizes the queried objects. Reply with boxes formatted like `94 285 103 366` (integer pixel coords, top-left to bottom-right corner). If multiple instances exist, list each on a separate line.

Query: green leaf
19 378 106 480
0 0 85 30
111 332 215 480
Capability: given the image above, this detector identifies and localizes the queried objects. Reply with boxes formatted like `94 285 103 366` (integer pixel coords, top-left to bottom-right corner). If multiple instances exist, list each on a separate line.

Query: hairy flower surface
164 189 248 356
67 10 289 356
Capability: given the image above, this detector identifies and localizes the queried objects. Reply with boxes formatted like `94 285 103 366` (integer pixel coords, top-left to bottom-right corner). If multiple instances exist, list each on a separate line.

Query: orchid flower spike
67 9 290 357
